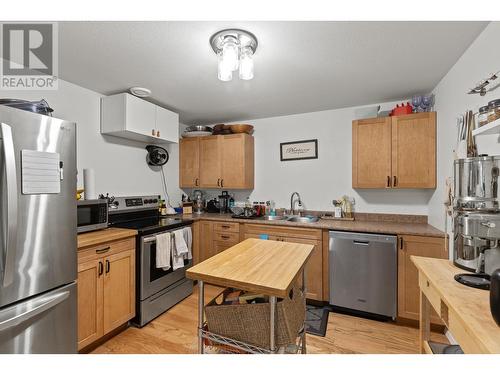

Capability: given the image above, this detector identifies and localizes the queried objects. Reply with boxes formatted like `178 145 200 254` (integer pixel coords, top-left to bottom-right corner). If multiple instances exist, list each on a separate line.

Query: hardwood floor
91 285 447 354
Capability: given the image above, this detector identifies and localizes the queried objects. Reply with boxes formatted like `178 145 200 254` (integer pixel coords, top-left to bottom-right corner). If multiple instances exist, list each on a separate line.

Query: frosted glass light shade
217 51 232 81
222 36 239 71
239 47 254 80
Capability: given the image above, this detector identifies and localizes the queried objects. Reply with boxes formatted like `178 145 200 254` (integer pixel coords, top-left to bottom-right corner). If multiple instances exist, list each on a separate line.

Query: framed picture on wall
280 139 318 161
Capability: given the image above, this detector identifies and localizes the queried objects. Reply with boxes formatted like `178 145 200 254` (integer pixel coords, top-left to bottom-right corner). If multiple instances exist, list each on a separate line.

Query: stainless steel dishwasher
329 231 397 319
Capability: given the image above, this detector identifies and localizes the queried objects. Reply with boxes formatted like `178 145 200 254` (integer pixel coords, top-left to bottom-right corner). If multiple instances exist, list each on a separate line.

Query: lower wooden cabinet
197 221 240 263
242 224 323 301
77 258 103 349
103 249 135 334
397 235 447 323
77 237 135 350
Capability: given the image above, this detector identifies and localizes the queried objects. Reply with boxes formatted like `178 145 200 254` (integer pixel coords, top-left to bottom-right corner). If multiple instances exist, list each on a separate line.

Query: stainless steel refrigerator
0 105 77 353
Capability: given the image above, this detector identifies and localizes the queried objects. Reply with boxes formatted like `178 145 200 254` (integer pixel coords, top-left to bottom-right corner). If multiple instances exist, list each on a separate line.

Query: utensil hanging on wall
466 110 477 157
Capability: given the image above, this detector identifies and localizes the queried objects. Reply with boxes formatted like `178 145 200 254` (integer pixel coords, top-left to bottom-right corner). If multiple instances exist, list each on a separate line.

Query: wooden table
412 256 500 354
186 238 314 354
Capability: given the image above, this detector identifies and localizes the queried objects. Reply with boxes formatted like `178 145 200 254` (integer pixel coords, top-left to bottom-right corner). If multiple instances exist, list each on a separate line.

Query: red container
391 102 413 116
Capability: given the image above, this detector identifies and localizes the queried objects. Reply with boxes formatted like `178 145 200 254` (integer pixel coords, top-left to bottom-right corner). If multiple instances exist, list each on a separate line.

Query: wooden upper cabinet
352 117 392 188
352 112 436 189
199 136 222 188
392 112 436 188
221 134 254 189
397 235 447 323
179 138 200 188
179 134 254 189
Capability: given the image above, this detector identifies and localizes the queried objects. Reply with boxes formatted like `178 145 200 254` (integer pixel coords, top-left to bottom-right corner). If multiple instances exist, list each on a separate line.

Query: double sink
257 215 320 223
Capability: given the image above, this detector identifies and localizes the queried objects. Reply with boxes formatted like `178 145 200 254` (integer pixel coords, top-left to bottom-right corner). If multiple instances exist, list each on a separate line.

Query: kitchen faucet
290 192 303 216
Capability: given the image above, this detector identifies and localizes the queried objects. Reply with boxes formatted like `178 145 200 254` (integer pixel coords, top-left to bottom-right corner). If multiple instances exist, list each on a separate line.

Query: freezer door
0 282 77 353
0 106 77 308
329 231 397 318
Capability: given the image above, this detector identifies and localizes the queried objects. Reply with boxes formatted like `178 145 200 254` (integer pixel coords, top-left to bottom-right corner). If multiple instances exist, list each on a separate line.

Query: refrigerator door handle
0 290 69 332
0 123 18 287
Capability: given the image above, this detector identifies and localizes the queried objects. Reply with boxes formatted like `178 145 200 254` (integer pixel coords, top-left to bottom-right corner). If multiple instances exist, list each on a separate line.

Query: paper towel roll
83 168 96 200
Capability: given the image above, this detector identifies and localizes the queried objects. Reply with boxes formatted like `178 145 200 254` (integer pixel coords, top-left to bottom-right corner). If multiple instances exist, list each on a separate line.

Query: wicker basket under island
186 238 314 354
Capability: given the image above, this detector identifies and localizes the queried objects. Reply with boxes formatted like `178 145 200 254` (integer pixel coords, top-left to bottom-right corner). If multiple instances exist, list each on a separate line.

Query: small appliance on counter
206 198 220 213
77 199 109 233
453 156 500 289
218 191 231 214
192 190 205 214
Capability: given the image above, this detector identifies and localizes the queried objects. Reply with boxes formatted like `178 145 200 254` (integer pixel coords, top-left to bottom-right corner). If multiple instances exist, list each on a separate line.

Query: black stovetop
109 212 193 236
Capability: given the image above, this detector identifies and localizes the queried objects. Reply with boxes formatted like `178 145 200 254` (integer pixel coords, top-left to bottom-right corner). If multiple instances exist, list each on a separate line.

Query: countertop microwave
77 199 108 233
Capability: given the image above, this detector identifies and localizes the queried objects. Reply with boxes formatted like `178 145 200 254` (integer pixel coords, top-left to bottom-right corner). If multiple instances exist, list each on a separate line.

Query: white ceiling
59 21 488 125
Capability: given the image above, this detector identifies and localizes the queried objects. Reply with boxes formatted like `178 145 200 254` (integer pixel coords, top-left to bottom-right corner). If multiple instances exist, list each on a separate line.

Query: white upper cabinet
101 93 179 143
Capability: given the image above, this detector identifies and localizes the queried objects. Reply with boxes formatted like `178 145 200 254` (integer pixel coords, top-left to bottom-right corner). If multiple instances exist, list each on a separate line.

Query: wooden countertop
77 228 138 249
411 256 500 354
186 238 314 298
182 213 444 238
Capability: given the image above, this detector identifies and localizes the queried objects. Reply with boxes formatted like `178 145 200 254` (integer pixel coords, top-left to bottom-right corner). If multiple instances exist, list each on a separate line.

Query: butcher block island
186 238 314 354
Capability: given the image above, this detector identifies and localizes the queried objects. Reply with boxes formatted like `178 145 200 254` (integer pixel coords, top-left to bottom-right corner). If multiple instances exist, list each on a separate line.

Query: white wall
429 21 500 231
0 79 183 204
188 100 435 215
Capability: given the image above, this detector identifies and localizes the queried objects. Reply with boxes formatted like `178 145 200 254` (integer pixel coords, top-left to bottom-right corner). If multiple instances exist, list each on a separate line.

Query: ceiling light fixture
129 87 152 98
210 29 258 82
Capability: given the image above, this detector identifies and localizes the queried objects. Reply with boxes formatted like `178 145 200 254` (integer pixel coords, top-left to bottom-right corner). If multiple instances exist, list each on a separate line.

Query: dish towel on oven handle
155 232 171 271
172 229 188 270
183 227 192 260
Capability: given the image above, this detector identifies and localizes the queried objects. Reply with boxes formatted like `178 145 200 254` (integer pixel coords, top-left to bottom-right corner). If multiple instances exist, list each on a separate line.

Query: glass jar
487 99 500 123
478 105 489 127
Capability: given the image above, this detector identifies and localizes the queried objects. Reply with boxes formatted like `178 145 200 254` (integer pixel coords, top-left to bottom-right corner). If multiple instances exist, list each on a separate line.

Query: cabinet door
352 117 392 188
199 136 222 188
77 258 103 350
221 134 254 189
103 249 135 334
155 106 179 142
179 138 200 188
199 221 214 262
125 93 157 137
391 112 436 188
282 237 323 301
397 235 447 323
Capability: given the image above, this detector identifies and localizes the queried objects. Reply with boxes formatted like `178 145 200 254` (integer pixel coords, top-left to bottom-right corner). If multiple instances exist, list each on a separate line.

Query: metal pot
454 156 500 212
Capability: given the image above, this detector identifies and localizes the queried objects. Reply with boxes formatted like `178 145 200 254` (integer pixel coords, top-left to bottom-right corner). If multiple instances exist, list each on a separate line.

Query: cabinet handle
387 176 391 188
221 235 230 240
105 260 110 274
195 178 199 186
221 225 230 229
393 176 397 187
399 237 404 250
98 261 103 276
95 246 110 254
221 179 224 187
217 178 220 187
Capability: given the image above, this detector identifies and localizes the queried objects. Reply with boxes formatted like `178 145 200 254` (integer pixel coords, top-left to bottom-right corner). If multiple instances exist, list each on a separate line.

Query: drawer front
213 240 239 254
213 231 240 243
78 237 135 264
243 224 322 240
213 222 240 233
418 273 442 319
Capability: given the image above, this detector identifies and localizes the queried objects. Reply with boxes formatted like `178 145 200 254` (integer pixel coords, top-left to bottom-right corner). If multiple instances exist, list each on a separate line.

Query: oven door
140 228 192 300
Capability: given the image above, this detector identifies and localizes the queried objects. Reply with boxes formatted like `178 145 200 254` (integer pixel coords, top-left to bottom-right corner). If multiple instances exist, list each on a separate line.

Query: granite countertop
181 212 445 238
